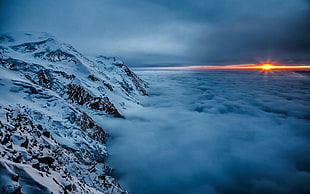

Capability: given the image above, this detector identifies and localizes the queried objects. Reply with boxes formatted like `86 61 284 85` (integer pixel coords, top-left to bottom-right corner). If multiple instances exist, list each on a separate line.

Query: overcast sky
1 0 310 67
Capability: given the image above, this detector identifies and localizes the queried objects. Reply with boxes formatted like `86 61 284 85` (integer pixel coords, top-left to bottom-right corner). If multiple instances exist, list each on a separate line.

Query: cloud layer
100 70 310 193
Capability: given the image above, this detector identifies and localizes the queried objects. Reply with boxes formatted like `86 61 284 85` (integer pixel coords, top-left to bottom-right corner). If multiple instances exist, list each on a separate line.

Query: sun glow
235 63 310 71
258 64 276 71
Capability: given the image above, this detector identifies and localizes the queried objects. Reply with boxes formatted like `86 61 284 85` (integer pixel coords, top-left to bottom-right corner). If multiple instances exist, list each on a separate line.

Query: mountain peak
0 32 147 193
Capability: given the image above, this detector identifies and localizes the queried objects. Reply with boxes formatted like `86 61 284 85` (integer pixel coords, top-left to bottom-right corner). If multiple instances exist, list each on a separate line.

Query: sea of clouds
101 70 310 194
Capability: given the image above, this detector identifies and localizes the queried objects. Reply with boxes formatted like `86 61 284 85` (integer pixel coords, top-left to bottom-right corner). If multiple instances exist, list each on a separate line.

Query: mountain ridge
0 32 147 193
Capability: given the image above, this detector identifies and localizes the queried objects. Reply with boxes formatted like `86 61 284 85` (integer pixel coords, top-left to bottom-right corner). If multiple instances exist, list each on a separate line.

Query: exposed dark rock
11 42 37 52
24 74 37 84
37 124 43 131
99 174 106 180
12 174 19 182
42 130 50 138
68 58 77 64
12 186 22 194
32 162 40 170
1 57 28 71
1 134 10 145
66 84 121 117
66 84 93 105
33 51 45 58
13 82 39 94
88 165 96 173
37 70 52 89
13 154 23 163
0 35 14 42
55 71 75 79
65 184 73 192
123 65 148 95
89 97 121 116
76 112 107 144
10 38 54 53
103 81 113 91
121 81 133 93
88 74 100 81
113 62 124 67
38 156 55 165
20 137 29 148
45 49 75 62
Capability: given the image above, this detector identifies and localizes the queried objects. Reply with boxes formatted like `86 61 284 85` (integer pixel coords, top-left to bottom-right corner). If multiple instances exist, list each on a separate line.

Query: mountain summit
0 32 147 193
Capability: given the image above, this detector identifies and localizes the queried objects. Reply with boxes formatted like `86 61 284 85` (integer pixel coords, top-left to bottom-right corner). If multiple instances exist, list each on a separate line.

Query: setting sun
246 63 310 71
259 64 276 71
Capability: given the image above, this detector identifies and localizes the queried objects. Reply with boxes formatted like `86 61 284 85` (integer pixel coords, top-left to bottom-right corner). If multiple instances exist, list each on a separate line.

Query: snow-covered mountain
0 32 147 193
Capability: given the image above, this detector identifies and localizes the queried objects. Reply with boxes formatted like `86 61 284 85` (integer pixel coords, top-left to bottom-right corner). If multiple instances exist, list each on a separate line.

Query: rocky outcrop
76 111 108 144
37 70 52 89
45 49 76 63
0 106 127 193
66 84 122 117
123 65 148 95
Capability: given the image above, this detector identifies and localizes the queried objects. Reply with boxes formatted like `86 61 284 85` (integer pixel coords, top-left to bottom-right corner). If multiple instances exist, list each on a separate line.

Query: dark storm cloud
0 0 309 66
194 0 310 65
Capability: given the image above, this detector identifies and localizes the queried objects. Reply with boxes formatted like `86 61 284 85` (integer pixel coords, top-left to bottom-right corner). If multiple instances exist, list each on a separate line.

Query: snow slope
0 32 147 193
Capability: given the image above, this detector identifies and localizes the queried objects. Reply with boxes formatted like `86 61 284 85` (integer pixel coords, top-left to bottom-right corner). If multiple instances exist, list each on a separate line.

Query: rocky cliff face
0 32 147 193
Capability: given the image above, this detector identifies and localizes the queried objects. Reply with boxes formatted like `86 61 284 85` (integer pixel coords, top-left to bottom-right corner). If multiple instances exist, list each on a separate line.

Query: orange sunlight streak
135 63 310 71
183 63 310 70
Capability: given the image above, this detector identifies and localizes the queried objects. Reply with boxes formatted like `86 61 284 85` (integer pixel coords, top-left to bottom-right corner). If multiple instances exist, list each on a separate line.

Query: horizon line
133 64 310 70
